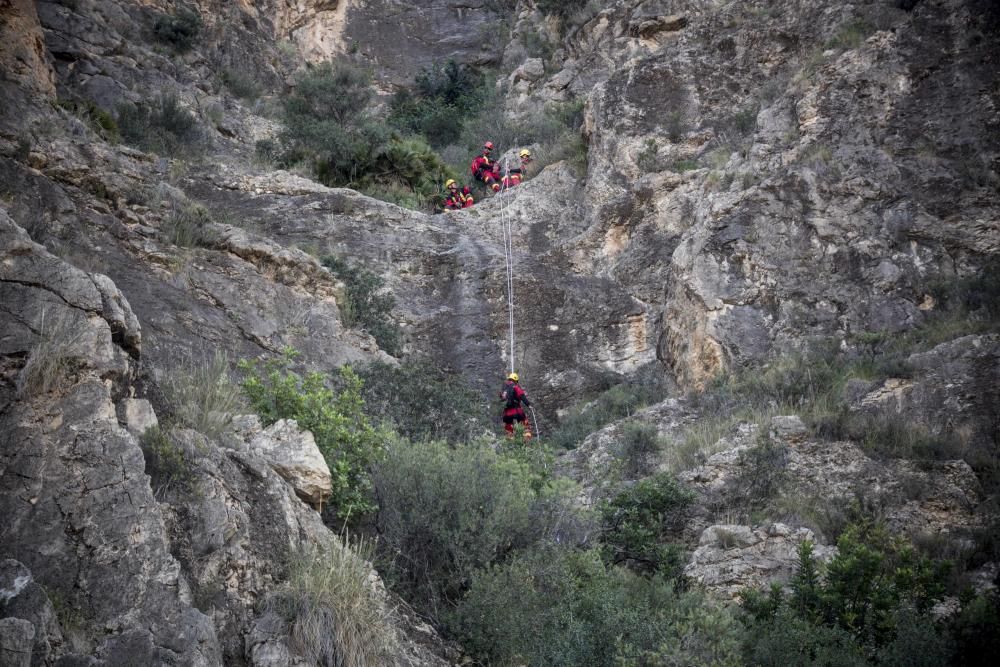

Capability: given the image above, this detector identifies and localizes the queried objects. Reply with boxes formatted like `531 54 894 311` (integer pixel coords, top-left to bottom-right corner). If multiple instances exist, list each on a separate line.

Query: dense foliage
270 63 453 208
353 359 489 443
455 545 743 667
599 473 693 577
239 349 383 519
741 523 960 665
371 438 584 623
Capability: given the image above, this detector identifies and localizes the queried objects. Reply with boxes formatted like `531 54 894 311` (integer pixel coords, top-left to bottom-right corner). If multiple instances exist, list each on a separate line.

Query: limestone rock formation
684 523 836 599
247 417 333 505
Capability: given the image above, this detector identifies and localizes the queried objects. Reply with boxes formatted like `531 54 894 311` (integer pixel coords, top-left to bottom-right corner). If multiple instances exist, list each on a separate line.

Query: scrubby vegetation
240 349 384 520
353 358 489 443
264 63 452 209
117 94 204 156
548 377 669 449
268 542 398 667
737 521 1000 667
152 6 202 52
320 255 402 356
16 309 81 397
161 352 244 439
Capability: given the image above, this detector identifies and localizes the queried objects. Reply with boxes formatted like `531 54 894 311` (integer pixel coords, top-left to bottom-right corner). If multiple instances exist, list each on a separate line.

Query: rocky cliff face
1 0 998 663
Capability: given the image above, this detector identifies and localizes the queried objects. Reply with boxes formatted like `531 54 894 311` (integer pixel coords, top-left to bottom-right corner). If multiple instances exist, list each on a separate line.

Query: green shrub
152 7 202 52
117 94 203 156
320 255 401 356
599 473 693 576
239 350 384 520
220 68 262 101
732 431 788 511
949 589 1000 667
826 19 875 50
270 541 398 666
389 61 486 147
275 63 454 208
371 438 584 622
637 138 659 173
353 359 488 443
58 99 119 141
454 545 744 667
741 523 951 661
161 352 244 439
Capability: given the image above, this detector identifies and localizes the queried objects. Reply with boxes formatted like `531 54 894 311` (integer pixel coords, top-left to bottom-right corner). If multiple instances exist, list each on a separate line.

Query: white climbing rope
497 156 516 375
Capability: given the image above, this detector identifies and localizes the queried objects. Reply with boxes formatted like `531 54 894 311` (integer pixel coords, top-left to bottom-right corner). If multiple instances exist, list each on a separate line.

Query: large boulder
248 418 333 506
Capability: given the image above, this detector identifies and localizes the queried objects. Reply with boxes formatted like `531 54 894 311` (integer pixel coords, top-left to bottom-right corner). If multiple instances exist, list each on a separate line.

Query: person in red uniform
498 149 534 190
470 141 501 193
442 179 474 210
499 372 532 438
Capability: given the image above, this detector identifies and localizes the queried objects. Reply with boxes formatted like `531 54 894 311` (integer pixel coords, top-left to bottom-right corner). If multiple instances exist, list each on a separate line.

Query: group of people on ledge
442 141 534 210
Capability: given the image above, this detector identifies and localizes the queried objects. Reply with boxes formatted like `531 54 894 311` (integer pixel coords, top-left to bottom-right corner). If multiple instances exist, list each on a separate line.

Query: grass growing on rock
161 352 244 439
270 541 398 667
16 309 81 398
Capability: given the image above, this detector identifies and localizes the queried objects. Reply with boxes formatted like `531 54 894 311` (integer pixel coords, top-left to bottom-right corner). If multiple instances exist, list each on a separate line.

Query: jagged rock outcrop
685 523 837 599
0 213 221 665
246 416 333 505
507 0 1000 388
0 209 450 664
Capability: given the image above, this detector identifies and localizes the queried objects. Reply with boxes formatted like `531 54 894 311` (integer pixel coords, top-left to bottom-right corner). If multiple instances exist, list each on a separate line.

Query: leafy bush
389 61 486 147
220 68 262 101
732 431 789 511
239 350 384 520
320 255 401 356
58 99 119 141
741 524 951 662
16 309 81 397
599 473 693 576
152 7 202 52
371 438 585 622
353 359 488 443
117 94 203 156
454 545 744 667
617 421 663 478
276 63 453 208
161 352 244 439
269 541 398 666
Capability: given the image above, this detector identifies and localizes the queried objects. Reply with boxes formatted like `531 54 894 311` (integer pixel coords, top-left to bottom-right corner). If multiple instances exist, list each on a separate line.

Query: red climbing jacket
500 379 531 434
471 153 501 192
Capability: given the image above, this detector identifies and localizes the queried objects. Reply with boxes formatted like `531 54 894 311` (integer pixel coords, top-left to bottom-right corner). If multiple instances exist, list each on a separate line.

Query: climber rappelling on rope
499 372 532 439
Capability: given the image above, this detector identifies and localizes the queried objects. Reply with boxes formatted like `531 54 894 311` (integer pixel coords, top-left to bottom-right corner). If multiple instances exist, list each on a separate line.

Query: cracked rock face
0 214 221 665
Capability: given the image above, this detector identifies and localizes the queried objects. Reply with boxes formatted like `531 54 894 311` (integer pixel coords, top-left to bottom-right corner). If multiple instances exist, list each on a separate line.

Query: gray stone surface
0 617 34 667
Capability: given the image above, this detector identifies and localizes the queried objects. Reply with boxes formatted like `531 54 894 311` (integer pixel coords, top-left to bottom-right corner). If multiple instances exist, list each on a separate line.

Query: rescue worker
470 141 501 193
442 179 474 210
499 372 532 438
498 149 534 190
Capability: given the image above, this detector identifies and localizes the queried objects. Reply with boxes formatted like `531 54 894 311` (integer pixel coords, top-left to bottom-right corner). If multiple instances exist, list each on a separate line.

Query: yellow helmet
507 372 519 382
445 179 456 188
519 149 531 158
